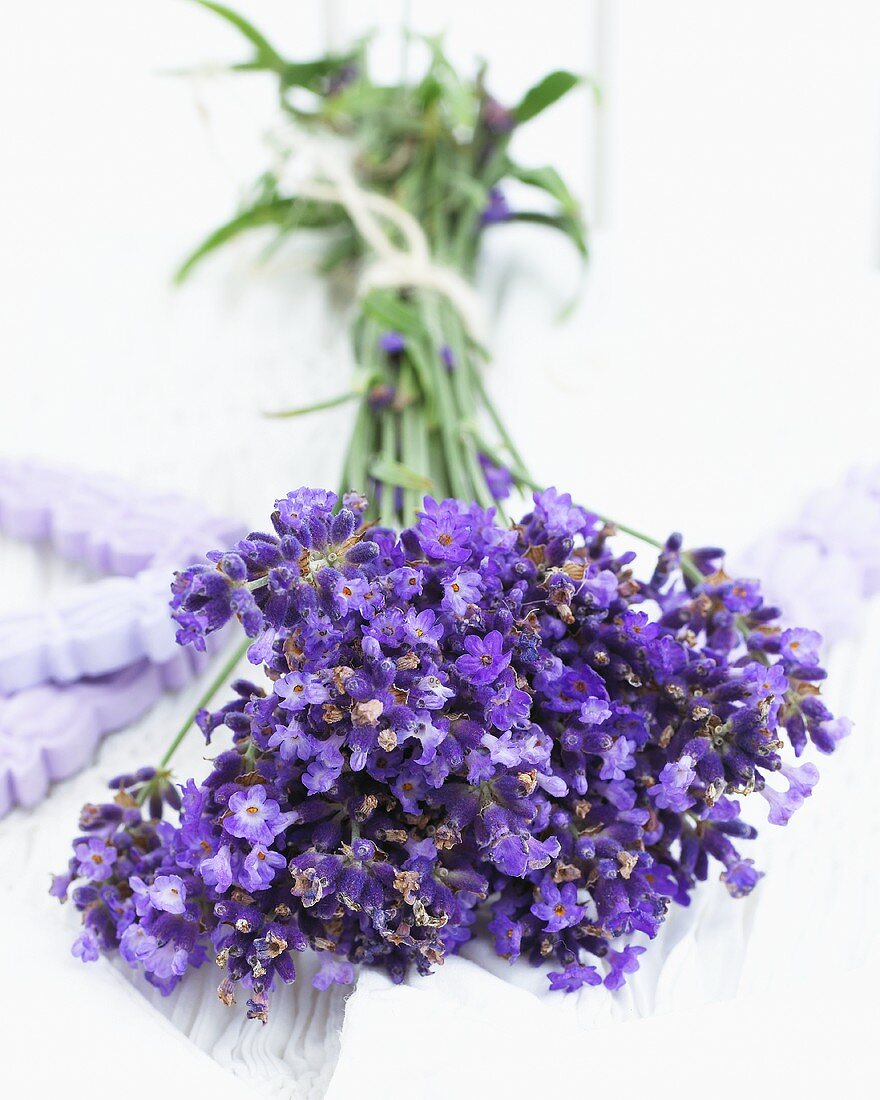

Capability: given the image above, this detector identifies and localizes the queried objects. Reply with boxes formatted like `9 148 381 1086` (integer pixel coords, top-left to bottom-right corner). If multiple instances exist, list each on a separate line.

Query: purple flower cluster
54 487 849 1013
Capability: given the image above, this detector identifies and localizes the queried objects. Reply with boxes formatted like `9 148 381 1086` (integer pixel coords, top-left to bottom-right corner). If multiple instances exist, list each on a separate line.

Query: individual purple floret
478 453 514 500
55 487 848 1016
378 331 406 356
481 187 512 225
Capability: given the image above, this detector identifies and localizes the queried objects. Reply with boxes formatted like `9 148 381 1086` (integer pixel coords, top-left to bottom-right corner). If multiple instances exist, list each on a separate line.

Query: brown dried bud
355 793 379 822
261 930 288 958
377 728 398 752
393 869 422 904
617 851 638 879
333 665 355 692
352 699 384 726
553 862 582 883
283 634 304 668
517 769 538 795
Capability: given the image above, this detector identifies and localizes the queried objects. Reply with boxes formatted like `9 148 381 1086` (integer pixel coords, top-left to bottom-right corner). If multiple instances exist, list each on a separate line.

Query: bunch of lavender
175 1 587 525
54 3 849 1017
54 488 849 1010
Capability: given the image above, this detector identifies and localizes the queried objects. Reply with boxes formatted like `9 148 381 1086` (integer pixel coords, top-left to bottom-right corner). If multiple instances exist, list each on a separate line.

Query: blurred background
2 0 878 552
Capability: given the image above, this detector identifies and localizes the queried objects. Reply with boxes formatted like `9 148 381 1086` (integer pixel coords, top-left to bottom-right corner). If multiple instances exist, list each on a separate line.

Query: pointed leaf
264 392 358 419
515 70 580 124
369 457 433 493
175 200 295 282
507 162 581 219
511 210 588 258
191 1 285 71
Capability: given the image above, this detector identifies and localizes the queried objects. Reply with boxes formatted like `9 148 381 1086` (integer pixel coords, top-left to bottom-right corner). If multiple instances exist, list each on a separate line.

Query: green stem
378 409 398 528
264 391 357 418
439 298 497 510
158 638 249 769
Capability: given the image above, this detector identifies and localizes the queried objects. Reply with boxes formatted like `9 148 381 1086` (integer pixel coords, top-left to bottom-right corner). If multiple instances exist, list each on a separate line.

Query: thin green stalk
378 408 398 528
466 353 529 474
398 362 426 522
339 397 372 500
410 305 472 501
264 391 357 418
159 638 249 769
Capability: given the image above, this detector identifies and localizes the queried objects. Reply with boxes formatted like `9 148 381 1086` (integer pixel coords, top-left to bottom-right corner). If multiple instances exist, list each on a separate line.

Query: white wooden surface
1 2 879 1096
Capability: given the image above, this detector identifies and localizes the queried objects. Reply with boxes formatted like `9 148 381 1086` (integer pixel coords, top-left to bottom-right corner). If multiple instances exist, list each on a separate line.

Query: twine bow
277 137 488 344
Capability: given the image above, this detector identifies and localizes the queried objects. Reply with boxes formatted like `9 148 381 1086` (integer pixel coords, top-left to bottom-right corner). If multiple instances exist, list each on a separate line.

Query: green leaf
264 392 358 419
514 70 581 124
279 58 359 90
507 162 580 219
361 292 423 339
444 169 489 212
174 197 347 282
403 339 438 426
511 210 588 259
318 233 363 273
175 200 295 282
369 457 433 492
191 1 286 72
193 1 357 90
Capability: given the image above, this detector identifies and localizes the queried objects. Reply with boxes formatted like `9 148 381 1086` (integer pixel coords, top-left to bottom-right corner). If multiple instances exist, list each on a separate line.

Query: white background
1 2 879 1097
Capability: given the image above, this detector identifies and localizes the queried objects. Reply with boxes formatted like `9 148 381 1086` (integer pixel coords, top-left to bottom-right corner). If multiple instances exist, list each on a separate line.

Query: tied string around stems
276 140 489 346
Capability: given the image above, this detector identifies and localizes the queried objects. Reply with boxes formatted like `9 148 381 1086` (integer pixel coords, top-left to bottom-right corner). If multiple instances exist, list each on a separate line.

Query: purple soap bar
0 648 209 818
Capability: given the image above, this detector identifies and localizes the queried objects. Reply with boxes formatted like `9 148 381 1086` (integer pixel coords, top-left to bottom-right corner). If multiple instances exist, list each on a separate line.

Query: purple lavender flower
759 761 819 825
403 608 444 648
649 755 697 812
548 963 602 992
73 837 117 882
415 498 473 563
480 187 512 226
604 945 645 990
378 331 406 355
225 785 291 845
441 568 482 615
720 578 762 612
779 627 823 666
455 630 511 685
485 669 531 731
241 844 287 891
478 453 514 500
599 737 636 782
57 485 848 1016
275 671 329 712
531 880 586 932
147 874 188 914
482 95 515 134
439 344 456 371
721 858 763 898
200 845 234 892
488 910 523 958
313 956 356 990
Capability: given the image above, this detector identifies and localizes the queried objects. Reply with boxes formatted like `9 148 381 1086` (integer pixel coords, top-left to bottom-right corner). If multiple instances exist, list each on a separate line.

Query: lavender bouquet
54 3 849 1016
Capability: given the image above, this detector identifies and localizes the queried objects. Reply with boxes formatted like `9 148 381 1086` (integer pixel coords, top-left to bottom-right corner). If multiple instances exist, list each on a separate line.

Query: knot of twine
277 138 487 343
